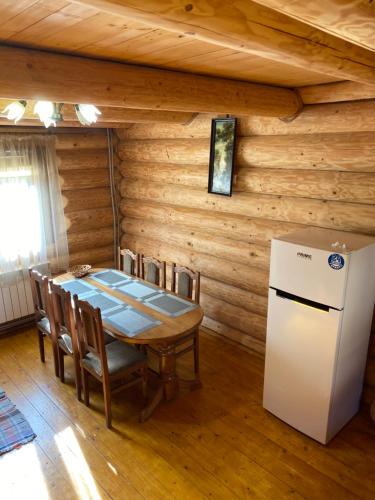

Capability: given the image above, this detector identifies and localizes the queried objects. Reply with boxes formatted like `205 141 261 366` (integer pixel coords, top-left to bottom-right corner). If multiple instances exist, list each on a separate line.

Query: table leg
140 344 179 421
159 344 179 401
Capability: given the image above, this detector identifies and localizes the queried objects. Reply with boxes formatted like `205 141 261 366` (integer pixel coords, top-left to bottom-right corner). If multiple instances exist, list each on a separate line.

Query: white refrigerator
263 227 375 444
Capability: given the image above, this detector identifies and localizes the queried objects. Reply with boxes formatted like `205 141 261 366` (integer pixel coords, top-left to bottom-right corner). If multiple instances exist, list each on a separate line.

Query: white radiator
0 272 35 333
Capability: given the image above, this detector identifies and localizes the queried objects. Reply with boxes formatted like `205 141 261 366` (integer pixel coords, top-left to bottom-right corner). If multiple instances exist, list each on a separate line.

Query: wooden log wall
56 129 115 268
116 99 375 403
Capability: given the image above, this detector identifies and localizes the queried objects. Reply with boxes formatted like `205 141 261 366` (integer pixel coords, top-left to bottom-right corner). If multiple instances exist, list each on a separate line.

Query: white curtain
0 135 69 285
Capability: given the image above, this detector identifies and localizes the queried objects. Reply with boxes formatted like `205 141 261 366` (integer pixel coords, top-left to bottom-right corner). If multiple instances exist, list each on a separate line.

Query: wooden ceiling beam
0 45 301 118
251 0 375 52
298 82 375 104
0 99 196 125
71 0 375 85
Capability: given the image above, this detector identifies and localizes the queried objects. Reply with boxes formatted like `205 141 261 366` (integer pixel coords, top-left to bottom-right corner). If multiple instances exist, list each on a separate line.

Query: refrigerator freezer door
269 239 349 309
263 288 343 444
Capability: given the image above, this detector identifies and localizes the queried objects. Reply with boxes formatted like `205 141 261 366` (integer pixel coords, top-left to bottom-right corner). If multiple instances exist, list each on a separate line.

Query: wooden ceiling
0 0 373 126
0 0 348 88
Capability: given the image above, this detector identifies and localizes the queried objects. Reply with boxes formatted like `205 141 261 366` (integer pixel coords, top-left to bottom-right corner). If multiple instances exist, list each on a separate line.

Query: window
0 135 68 284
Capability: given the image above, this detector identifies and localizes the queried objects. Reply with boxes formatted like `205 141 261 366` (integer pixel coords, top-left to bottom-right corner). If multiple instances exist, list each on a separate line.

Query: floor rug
0 387 36 455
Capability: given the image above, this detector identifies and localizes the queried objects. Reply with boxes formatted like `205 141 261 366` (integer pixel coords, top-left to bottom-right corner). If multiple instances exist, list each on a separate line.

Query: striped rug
0 387 36 455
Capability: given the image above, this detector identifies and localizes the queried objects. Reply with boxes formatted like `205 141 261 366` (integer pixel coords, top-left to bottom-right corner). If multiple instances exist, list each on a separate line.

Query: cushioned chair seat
58 333 74 354
37 316 51 335
82 341 146 377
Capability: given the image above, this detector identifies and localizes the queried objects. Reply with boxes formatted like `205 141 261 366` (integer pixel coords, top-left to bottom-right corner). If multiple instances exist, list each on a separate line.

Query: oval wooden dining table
55 268 204 421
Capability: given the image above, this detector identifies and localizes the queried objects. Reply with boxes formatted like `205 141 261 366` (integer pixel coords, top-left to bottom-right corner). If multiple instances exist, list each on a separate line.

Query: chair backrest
29 268 50 320
73 295 108 371
171 264 200 304
118 247 139 277
140 255 166 288
49 281 74 339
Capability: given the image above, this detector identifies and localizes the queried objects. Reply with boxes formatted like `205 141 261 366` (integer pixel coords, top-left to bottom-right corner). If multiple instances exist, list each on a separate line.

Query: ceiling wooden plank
70 0 375 85
251 0 375 52
0 99 196 124
298 82 375 104
0 44 301 118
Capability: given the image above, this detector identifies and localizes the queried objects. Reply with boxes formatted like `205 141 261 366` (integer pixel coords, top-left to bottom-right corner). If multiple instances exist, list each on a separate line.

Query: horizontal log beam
0 45 300 118
201 293 267 342
63 188 112 212
69 245 114 266
121 234 269 296
56 133 108 150
201 277 267 318
66 207 113 233
60 168 110 191
298 82 375 104
0 99 196 125
202 317 265 355
68 227 114 253
118 100 375 139
117 100 375 140
252 0 375 51
120 199 303 246
71 0 375 85
118 133 375 171
120 180 375 233
58 149 108 171
122 217 270 269
120 162 375 203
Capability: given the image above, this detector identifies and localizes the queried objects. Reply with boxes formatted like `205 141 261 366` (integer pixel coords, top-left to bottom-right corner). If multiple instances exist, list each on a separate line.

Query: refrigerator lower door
263 288 343 444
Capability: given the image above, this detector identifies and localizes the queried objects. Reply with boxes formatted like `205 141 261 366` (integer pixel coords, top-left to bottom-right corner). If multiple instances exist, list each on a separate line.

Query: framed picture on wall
208 117 236 196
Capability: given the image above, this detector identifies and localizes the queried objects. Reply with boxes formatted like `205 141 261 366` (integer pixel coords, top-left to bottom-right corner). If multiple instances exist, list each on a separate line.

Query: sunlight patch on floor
54 426 101 500
0 443 49 499
107 461 118 475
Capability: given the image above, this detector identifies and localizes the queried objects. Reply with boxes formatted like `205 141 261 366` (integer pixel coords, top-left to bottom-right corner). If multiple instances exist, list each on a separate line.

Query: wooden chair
74 296 148 428
29 268 59 377
49 282 81 400
140 255 166 289
171 264 201 384
118 247 139 277
171 264 200 304
148 264 201 387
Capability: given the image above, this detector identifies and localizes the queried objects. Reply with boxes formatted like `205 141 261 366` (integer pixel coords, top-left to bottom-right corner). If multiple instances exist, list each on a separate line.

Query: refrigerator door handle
271 287 341 312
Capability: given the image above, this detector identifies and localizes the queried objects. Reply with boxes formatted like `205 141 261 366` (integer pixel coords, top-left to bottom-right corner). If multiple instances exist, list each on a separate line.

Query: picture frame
208 117 236 197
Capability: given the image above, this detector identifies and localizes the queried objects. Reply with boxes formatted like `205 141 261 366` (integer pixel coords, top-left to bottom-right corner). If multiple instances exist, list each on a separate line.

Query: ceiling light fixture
74 104 101 126
34 101 63 128
2 100 27 123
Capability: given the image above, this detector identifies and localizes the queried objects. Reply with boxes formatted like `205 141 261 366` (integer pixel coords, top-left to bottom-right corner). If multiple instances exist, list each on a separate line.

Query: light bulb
34 101 56 128
75 104 101 126
2 100 26 123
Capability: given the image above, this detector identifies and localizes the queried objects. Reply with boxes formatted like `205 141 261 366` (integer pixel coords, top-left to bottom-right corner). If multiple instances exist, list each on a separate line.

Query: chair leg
194 330 200 382
51 342 60 378
82 369 90 407
38 330 45 363
73 354 82 402
142 367 148 400
103 381 112 429
58 348 65 383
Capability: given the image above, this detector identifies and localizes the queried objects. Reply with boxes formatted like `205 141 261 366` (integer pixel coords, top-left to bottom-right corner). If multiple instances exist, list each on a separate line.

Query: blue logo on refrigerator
328 254 345 270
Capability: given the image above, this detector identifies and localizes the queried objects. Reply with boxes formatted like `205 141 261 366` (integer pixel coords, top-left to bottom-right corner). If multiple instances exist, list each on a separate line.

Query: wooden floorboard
0 328 374 499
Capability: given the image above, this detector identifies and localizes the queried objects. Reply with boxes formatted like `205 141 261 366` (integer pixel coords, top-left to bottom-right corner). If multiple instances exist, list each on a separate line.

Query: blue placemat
82 290 123 315
114 281 162 300
90 269 129 287
103 306 162 337
143 293 196 317
59 279 97 298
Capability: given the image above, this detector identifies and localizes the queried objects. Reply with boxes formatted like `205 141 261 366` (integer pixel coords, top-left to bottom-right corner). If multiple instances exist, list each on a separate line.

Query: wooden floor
1 329 375 500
